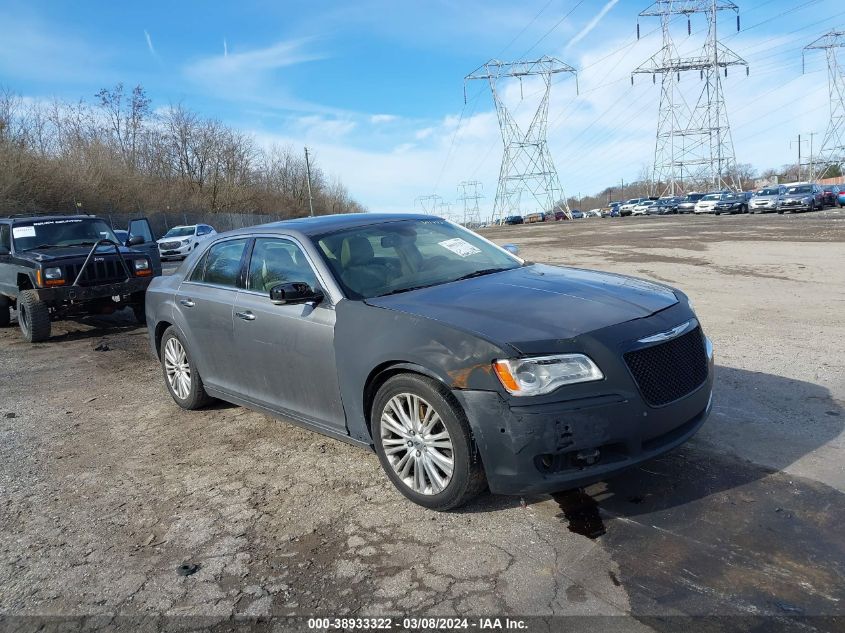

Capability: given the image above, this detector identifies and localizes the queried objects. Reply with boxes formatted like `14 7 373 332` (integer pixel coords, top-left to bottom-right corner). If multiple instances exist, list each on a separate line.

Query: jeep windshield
315 218 522 300
12 218 119 251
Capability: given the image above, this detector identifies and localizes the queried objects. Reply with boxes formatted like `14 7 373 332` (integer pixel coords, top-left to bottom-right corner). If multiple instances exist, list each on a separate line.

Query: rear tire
371 373 487 511
0 296 10 327
160 326 214 410
17 290 51 343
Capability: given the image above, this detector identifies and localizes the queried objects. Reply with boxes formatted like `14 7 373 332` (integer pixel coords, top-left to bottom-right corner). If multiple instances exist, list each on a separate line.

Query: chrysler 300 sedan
146 213 714 510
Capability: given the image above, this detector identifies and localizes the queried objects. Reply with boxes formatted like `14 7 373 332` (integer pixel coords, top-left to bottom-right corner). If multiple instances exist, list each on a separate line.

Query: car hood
782 193 810 200
18 245 141 262
365 264 679 350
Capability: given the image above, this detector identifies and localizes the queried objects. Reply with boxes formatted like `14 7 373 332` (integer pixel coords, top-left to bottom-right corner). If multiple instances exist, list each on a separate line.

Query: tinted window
128 218 154 243
196 225 213 235
0 224 10 251
248 238 318 292
191 238 248 287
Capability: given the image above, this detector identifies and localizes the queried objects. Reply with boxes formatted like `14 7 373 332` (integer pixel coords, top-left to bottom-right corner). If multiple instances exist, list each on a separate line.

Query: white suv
694 193 727 214
157 224 217 260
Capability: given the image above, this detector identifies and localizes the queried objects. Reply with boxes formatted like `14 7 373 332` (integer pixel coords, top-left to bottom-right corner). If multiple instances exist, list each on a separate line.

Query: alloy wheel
379 393 454 495
164 337 192 400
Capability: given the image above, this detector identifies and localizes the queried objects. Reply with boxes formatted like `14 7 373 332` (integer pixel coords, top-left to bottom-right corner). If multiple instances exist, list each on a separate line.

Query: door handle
179 298 195 308
236 311 256 321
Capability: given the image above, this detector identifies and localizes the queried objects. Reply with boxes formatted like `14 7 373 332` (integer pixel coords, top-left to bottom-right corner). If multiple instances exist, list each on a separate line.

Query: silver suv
750 186 784 213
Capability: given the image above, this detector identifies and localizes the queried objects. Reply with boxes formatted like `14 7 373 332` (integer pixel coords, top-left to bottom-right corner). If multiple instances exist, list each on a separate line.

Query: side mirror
270 282 324 306
128 235 144 246
502 243 520 256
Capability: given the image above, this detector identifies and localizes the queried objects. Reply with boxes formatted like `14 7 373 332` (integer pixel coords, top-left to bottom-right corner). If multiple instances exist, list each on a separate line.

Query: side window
0 224 10 251
248 238 318 293
128 218 155 243
197 225 211 236
191 238 248 287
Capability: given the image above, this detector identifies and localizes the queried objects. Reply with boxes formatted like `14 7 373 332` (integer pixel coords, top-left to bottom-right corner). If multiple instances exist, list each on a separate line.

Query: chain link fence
102 210 299 240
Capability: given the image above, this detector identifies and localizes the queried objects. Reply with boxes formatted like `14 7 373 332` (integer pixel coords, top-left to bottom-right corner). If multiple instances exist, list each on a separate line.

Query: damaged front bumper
453 362 713 496
32 277 153 303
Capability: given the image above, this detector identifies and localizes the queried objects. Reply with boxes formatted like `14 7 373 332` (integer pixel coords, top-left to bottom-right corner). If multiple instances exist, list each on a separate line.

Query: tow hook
575 449 600 466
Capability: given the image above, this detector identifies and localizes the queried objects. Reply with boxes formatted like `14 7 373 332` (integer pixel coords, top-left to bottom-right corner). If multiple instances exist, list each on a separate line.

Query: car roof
224 212 436 239
0 214 104 223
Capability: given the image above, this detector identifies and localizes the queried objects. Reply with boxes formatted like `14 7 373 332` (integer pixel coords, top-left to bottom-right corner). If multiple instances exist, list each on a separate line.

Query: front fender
334 300 509 445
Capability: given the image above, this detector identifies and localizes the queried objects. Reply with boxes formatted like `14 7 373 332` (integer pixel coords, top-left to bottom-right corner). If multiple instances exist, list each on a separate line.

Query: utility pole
465 56 577 223
633 0 748 194
304 147 315 217
803 31 845 180
809 131 817 181
621 178 625 200
790 135 808 181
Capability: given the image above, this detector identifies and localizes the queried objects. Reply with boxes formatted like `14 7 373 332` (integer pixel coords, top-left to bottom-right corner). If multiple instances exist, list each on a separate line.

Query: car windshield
12 218 118 251
758 188 780 196
786 185 812 194
315 218 522 300
163 226 196 238
701 194 721 201
684 194 705 202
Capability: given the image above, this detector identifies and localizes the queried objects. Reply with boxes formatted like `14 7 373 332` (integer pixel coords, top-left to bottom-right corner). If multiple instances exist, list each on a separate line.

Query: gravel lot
1 211 843 630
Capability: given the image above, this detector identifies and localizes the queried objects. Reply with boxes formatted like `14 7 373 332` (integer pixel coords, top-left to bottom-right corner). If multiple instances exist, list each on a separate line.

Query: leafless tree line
0 84 366 218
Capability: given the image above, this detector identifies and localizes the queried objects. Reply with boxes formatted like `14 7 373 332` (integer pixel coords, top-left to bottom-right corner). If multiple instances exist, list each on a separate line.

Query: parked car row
156 224 217 260
493 181 845 227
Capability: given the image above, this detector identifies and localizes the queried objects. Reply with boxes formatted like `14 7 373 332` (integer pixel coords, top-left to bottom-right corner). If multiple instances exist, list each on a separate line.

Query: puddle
551 489 606 539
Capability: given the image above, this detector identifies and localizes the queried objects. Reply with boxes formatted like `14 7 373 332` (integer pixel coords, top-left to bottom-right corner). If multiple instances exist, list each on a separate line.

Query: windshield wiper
64 241 98 247
452 267 509 282
377 283 440 297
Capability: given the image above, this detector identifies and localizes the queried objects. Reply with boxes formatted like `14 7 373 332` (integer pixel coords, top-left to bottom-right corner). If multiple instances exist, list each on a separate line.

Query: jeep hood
20 245 140 262
365 264 679 349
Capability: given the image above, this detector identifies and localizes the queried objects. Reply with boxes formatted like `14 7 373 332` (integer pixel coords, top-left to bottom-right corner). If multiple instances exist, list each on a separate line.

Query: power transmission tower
465 56 577 223
457 180 483 227
633 1 748 195
804 31 845 180
414 194 442 215
437 201 455 221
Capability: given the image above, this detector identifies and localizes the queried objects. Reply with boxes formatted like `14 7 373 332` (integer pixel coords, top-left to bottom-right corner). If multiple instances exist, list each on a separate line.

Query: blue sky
1 0 843 215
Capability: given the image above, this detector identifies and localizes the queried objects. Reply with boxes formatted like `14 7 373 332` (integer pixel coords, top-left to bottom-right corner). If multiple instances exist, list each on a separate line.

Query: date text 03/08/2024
307 617 528 630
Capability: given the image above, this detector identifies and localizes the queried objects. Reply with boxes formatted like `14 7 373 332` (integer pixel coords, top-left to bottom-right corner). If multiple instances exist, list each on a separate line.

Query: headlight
134 258 150 271
44 267 63 280
493 354 604 396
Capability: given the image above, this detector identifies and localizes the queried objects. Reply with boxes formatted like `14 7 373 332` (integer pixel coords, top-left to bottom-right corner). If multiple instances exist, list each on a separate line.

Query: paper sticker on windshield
12 226 36 239
438 238 481 257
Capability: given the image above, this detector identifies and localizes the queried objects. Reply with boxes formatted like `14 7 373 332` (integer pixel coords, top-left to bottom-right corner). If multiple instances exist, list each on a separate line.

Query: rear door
175 237 250 395
127 217 162 276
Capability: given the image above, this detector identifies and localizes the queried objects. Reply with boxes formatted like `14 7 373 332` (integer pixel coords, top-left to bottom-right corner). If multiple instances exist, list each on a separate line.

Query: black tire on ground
160 326 214 410
778 210 784 214
17 290 51 343
371 373 487 511
0 295 10 327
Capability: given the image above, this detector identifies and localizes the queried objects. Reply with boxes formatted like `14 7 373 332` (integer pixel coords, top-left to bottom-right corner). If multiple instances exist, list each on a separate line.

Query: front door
127 218 162 276
233 236 346 431
174 237 249 395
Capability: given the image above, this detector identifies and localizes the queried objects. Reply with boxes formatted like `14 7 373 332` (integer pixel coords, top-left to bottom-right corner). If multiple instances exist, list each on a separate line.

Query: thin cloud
566 0 620 50
144 29 157 57
186 38 324 78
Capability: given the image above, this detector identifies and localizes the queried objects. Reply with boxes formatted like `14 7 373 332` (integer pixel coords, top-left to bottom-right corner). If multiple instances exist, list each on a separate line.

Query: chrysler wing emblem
638 320 694 344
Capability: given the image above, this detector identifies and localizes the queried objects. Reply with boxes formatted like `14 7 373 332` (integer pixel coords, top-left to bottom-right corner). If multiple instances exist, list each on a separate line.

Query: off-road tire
160 326 214 410
371 373 487 511
0 295 10 327
17 290 51 343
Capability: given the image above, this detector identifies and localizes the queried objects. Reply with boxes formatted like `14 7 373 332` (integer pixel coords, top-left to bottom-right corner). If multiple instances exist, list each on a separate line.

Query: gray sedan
145 213 714 510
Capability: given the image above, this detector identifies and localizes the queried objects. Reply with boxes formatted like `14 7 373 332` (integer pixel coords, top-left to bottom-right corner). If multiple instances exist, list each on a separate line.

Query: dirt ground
1 211 844 631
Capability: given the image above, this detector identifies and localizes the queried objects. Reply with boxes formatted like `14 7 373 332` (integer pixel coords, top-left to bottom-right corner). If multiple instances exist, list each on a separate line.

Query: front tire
160 326 214 410
17 290 51 343
371 374 486 510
